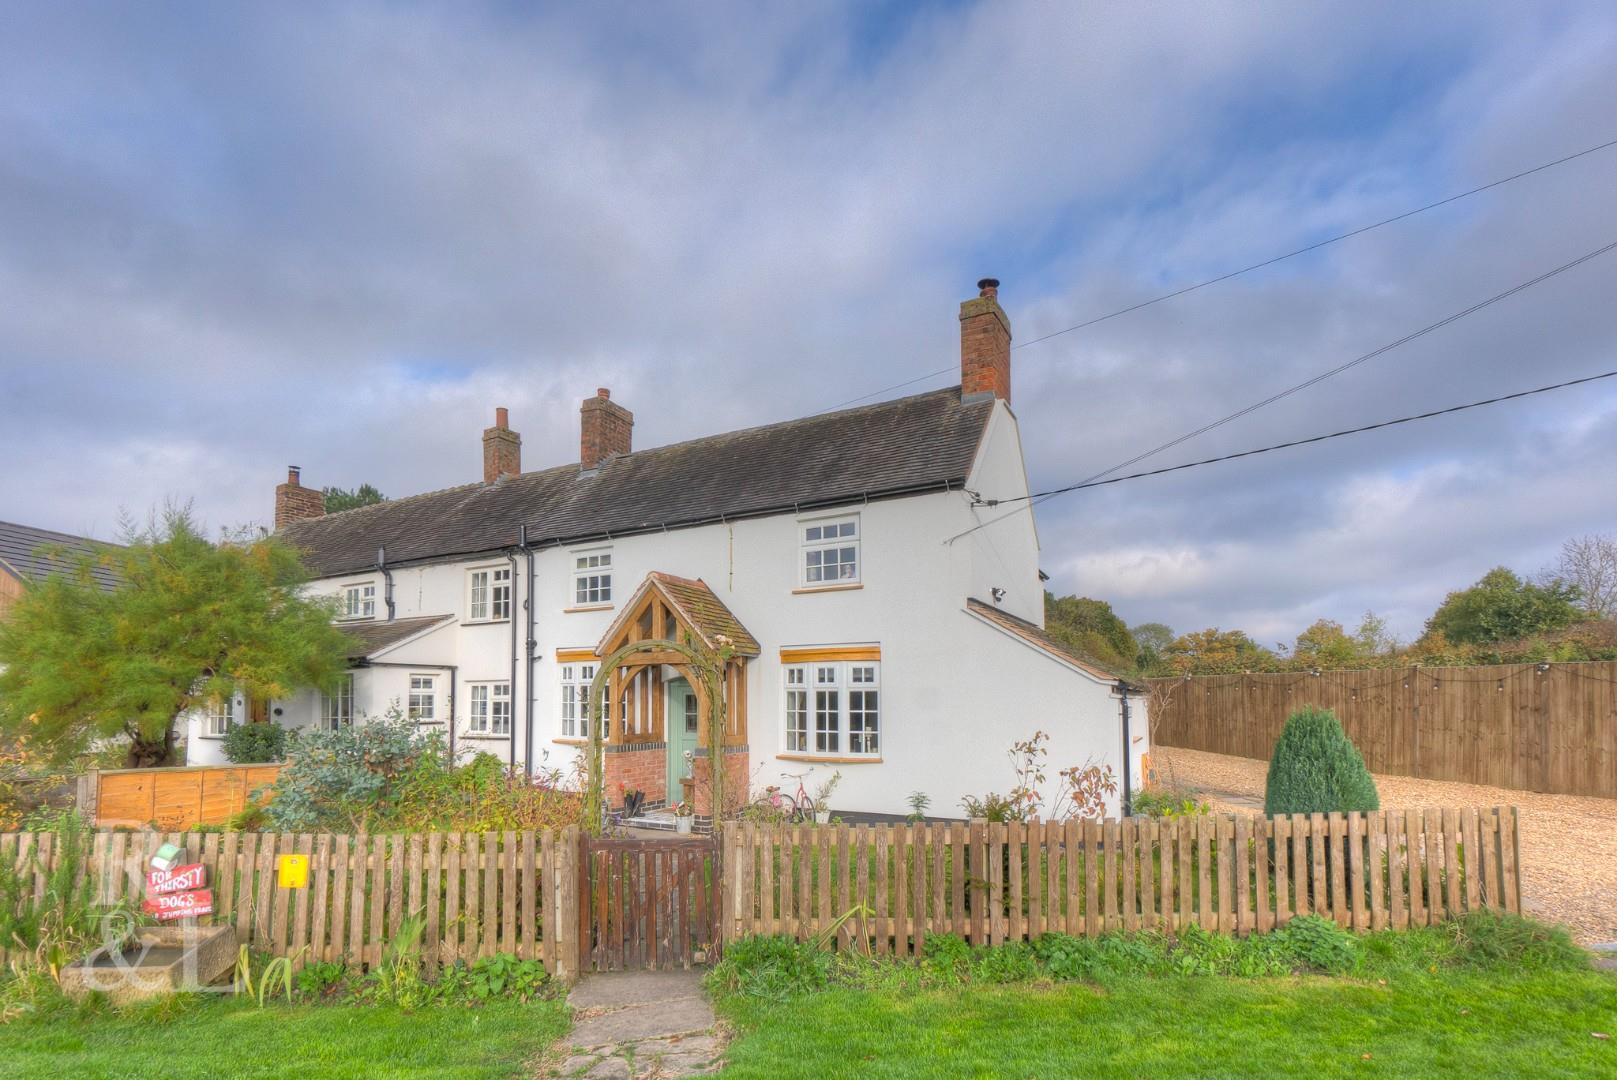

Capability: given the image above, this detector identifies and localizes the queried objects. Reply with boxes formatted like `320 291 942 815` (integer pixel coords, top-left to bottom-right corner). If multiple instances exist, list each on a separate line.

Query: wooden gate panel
580 836 719 971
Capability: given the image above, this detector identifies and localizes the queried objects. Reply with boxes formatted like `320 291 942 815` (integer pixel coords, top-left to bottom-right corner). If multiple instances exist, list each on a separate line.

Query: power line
1070 238 1617 487
966 368 1617 514
825 134 1617 412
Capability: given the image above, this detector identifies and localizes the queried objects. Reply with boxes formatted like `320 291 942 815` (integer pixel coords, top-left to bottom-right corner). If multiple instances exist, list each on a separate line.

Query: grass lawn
716 970 1617 1079
0 996 570 1079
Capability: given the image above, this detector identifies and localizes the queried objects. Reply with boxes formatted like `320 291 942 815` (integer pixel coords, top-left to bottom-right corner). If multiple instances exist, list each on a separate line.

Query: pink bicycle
752 769 814 823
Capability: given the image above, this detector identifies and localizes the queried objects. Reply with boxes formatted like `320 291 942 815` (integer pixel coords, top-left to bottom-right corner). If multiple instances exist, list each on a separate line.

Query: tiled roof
647 572 761 656
281 386 993 577
966 597 1124 682
341 614 456 660
0 520 123 592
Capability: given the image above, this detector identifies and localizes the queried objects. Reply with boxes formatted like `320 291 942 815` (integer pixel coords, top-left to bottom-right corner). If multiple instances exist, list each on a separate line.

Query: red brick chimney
482 406 522 484
274 466 325 530
960 277 1012 403
580 388 633 470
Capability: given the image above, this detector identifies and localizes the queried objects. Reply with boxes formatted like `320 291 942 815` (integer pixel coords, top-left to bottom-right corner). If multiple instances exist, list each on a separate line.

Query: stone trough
60 924 237 1005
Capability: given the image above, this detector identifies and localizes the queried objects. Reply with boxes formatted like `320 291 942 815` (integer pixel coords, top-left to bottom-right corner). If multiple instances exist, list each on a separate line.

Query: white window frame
204 694 234 737
340 581 377 620
560 662 598 739
321 674 354 730
468 681 512 736
408 674 438 723
467 565 512 622
782 660 879 757
799 515 860 587
571 548 613 607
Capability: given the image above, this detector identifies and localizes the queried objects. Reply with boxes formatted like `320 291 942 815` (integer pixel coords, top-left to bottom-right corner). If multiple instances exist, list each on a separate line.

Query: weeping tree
0 507 352 767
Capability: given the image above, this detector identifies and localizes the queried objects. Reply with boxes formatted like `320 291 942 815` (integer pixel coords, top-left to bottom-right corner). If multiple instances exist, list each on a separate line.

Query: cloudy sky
3 2 1615 647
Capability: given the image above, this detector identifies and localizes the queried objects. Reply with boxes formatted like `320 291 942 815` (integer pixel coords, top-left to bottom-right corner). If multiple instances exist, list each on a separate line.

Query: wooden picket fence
718 808 1523 953
0 828 583 977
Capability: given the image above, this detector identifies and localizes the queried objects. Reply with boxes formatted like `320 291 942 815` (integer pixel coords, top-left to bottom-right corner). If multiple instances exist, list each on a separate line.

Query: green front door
667 678 701 803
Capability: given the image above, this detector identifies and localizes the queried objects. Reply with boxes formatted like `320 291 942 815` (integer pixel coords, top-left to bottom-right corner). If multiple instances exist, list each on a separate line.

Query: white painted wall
204 398 1136 817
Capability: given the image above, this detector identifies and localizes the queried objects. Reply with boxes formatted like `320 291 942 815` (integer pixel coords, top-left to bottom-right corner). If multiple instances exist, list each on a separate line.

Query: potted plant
811 770 842 824
673 800 695 834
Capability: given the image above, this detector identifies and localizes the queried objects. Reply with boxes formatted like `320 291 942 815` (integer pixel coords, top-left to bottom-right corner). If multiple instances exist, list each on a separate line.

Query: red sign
142 889 214 921
147 864 207 895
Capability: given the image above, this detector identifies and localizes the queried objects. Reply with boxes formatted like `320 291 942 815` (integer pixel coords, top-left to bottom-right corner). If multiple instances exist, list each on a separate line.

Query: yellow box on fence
277 854 309 889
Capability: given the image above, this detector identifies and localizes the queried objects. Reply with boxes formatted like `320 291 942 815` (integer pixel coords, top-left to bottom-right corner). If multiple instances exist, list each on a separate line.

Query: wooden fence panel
92 764 284 829
716 809 1521 951
1149 661 1617 798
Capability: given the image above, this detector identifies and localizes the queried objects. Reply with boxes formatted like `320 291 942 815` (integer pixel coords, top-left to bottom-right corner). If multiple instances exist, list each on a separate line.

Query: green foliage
1263 706 1380 816
221 722 288 764
1130 621 1174 669
904 791 931 823
957 791 1024 822
0 811 108 977
1161 627 1278 676
321 484 387 513
0 507 350 767
1129 787 1209 819
1442 910 1587 971
465 953 547 1002
1044 592 1136 673
264 707 431 832
706 935 832 1001
1424 567 1584 646
294 961 347 999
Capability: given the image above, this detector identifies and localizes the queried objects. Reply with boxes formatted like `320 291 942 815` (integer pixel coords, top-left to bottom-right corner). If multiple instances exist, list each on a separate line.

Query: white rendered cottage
185 281 1149 820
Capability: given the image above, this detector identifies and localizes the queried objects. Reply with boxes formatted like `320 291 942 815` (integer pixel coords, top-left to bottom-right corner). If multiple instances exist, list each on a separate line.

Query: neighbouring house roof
0 519 124 592
599 572 762 657
966 598 1127 684
342 614 456 660
281 386 994 577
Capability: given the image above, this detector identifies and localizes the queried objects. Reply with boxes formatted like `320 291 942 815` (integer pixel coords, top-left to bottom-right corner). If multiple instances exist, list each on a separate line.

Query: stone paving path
549 970 723 1078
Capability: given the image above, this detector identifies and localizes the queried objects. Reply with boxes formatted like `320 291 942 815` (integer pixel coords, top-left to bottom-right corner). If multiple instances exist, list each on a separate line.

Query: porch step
624 813 679 832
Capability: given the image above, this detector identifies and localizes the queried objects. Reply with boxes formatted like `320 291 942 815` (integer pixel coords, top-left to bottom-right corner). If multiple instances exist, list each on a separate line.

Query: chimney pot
482 408 522 483
274 465 324 530
580 389 633 470
960 277 1012 403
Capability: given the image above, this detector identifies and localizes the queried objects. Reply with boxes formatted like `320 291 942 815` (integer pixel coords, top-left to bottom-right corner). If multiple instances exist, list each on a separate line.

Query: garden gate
578 834 722 971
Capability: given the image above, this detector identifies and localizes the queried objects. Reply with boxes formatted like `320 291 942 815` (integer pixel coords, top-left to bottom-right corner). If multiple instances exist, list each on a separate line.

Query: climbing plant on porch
584 635 735 835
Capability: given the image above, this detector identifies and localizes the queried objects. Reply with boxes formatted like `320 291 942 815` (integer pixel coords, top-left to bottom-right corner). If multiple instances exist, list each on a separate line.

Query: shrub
1446 910 1587 971
1269 914 1361 974
1264 707 1379 816
1131 787 1210 819
221 722 288 764
706 935 832 1000
264 707 438 832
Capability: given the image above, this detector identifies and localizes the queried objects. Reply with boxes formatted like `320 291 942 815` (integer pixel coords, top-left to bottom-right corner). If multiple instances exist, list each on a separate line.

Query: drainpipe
376 545 395 621
520 525 538 776
508 547 520 772
1116 679 1133 817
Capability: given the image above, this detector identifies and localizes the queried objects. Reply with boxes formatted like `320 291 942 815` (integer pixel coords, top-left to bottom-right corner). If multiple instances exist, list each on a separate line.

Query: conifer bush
1263 706 1379 815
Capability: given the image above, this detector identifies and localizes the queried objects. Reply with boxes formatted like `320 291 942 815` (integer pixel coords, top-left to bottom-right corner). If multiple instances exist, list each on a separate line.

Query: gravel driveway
1154 745 1617 946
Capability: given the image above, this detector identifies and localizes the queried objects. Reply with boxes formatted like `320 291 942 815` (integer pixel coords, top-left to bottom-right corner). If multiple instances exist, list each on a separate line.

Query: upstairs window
469 682 511 736
801 517 859 586
573 550 612 606
342 582 376 619
204 695 233 737
408 674 437 723
783 660 879 757
468 566 512 621
322 675 354 730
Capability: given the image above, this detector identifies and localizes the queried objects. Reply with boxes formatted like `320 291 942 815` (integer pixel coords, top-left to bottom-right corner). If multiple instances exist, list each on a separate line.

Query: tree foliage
322 484 387 513
0 508 351 767
1423 567 1582 646
1044 592 1137 673
1548 534 1617 620
1130 622 1174 669
1162 627 1276 675
1264 707 1379 816
222 721 289 764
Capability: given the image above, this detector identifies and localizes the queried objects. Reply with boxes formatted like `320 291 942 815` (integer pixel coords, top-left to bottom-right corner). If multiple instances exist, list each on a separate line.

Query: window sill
563 604 615 614
197 734 227 741
462 618 512 626
335 615 378 623
459 734 511 741
776 753 882 764
792 583 863 595
552 737 589 746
